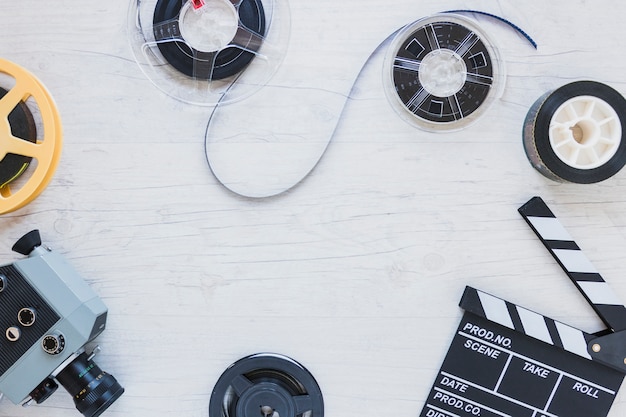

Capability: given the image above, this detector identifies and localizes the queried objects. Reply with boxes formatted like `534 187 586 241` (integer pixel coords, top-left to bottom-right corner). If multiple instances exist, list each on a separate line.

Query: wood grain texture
1 1 626 416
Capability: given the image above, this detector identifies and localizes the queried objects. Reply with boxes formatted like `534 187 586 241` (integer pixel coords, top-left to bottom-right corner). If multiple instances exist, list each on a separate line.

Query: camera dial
42 332 65 355
18 307 36 326
5 326 20 342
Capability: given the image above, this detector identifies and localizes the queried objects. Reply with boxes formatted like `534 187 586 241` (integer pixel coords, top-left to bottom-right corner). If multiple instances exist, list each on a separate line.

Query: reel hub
209 353 324 417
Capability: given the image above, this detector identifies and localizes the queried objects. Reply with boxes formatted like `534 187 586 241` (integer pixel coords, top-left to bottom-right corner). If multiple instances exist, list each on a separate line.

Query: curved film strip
205 8 534 198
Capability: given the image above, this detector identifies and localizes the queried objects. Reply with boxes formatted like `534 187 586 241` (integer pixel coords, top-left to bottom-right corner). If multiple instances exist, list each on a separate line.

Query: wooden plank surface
1 1 626 416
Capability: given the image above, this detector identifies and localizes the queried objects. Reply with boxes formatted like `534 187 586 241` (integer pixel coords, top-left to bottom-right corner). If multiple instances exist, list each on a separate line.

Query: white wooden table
1 1 626 416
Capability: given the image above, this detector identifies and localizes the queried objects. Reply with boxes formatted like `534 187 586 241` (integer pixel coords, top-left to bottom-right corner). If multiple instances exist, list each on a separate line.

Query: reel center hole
260 405 278 417
180 0 239 53
418 49 467 97
570 119 598 146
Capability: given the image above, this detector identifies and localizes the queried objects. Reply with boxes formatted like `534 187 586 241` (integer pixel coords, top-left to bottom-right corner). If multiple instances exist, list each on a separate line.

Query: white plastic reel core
179 0 239 53
418 49 467 97
549 95 622 170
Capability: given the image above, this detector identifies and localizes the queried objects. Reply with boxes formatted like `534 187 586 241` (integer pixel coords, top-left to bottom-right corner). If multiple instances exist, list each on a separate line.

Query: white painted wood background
1 1 626 416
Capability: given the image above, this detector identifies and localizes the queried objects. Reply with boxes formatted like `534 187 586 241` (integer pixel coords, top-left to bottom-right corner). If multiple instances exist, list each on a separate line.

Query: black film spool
209 353 324 417
153 0 266 80
523 81 626 184
387 15 501 130
0 87 37 188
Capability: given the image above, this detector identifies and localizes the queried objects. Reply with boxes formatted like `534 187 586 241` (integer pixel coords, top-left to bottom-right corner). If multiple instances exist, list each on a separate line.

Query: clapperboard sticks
420 197 626 417
518 196 626 370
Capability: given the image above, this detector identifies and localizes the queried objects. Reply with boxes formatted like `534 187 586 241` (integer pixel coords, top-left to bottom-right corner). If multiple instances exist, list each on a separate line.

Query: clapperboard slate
420 197 626 417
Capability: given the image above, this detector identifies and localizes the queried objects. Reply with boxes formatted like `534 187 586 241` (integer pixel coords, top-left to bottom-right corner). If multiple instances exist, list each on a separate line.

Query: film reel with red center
0 59 62 214
209 353 324 417
128 0 290 105
153 0 265 80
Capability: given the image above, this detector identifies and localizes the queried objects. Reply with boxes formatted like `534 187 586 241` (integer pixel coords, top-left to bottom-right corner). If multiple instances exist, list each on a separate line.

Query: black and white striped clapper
519 196 626 332
419 197 626 417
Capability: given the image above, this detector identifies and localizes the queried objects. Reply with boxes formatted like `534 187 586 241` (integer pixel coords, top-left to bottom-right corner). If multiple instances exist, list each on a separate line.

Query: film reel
0 59 62 215
523 81 626 183
0 87 37 189
383 14 504 131
128 0 290 105
153 0 265 80
209 353 324 417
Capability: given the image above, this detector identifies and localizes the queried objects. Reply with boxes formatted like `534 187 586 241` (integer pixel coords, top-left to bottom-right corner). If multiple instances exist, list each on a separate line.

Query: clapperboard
420 197 626 417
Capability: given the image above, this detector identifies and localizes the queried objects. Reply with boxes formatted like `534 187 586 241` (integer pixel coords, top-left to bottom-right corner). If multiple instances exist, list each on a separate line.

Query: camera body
0 230 123 416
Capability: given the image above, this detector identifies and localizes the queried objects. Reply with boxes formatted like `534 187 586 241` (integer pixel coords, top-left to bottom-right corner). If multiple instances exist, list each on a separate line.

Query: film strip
205 9 535 198
421 196 626 417
523 81 626 183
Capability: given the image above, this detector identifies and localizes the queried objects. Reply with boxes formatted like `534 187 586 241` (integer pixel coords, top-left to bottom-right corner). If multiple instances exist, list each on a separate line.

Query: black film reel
153 0 266 80
209 353 324 417
523 81 626 183
385 14 503 131
0 87 37 189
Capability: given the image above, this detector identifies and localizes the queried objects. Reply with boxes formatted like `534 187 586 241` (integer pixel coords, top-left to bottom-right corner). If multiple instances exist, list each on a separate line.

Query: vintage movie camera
0 230 123 416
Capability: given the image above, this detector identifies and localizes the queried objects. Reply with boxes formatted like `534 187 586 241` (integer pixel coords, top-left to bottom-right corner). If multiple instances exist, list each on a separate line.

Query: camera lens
55 352 124 417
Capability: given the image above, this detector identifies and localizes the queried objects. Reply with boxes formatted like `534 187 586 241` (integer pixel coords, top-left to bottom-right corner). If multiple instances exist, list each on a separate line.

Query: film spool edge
523 91 563 182
15 76 63 212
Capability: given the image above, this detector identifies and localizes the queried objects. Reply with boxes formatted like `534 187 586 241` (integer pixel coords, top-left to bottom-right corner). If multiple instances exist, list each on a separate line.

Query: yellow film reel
0 59 62 214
